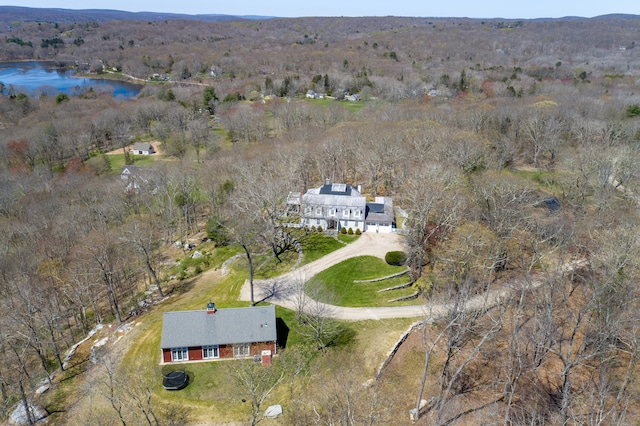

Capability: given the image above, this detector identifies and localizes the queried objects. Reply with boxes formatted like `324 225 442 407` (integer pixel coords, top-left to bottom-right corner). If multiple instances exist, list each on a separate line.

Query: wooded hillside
1 11 640 425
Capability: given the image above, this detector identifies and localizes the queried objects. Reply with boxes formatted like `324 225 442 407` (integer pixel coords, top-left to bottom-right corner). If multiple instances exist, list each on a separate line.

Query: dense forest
1 9 640 425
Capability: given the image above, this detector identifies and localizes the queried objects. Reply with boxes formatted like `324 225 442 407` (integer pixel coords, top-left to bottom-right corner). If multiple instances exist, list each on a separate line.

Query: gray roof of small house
133 142 153 151
121 165 142 175
160 305 277 349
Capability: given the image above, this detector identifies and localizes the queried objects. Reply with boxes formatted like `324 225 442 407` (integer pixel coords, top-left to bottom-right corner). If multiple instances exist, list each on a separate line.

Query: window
304 206 312 214
343 209 349 217
234 343 251 358
202 345 219 359
171 347 188 362
354 209 361 218
315 207 322 216
329 208 336 216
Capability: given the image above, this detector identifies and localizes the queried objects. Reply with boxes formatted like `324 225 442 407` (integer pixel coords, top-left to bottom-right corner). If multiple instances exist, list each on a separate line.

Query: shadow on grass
332 325 356 348
276 317 290 349
58 359 89 383
169 277 197 296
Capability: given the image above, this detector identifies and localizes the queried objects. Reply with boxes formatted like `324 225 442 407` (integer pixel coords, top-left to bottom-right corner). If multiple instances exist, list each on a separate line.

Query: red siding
188 347 203 361
162 341 276 362
219 344 233 359
250 342 276 357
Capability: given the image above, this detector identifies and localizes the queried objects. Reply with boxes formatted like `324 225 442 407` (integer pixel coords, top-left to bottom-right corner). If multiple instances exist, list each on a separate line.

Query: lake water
0 62 142 99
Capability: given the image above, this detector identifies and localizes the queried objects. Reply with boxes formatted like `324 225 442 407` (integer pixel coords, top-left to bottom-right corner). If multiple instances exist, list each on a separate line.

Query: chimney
261 350 272 366
325 177 330 186
206 301 216 314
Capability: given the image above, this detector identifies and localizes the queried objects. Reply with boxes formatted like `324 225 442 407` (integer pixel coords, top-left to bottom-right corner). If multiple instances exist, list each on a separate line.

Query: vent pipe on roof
206 301 216 314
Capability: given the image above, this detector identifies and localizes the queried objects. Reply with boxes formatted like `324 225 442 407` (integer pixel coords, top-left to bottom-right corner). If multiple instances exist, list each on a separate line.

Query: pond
0 61 142 99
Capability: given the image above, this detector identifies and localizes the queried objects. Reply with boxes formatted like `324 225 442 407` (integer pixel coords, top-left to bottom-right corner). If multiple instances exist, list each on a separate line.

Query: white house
132 142 155 155
301 180 366 232
299 181 395 233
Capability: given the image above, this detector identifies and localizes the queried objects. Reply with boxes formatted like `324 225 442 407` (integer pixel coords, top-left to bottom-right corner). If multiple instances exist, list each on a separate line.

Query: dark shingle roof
318 183 354 196
160 305 277 349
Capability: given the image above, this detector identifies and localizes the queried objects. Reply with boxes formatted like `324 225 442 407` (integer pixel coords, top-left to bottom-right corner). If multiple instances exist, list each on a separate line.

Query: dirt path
239 233 586 321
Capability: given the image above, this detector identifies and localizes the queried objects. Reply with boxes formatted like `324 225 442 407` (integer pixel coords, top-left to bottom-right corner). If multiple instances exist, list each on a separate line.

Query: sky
7 0 640 19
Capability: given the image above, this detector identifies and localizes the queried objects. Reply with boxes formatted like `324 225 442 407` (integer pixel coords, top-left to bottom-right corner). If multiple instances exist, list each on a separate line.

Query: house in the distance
160 304 277 364
299 180 395 233
120 165 156 193
131 142 155 155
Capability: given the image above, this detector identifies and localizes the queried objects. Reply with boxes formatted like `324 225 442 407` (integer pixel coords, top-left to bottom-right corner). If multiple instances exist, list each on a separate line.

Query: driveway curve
238 232 434 320
238 233 585 321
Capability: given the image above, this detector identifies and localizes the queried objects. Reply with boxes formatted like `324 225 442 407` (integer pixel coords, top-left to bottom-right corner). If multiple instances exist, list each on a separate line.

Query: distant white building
132 142 155 155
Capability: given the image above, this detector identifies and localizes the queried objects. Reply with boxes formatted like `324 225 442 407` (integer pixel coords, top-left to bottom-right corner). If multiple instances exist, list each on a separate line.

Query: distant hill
0 6 274 24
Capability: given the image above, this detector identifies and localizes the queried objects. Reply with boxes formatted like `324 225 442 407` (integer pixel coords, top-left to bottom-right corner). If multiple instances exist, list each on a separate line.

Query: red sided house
160 303 277 363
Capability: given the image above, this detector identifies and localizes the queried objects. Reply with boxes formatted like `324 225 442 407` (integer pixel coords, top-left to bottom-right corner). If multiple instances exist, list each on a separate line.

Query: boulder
264 404 282 419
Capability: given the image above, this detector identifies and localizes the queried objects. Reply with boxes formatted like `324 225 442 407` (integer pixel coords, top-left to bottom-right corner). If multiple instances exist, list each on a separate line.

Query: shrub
627 104 640 117
317 226 323 232
355 228 361 235
340 227 347 234
206 216 230 246
348 228 354 235
385 250 407 266
195 265 202 274
310 226 316 232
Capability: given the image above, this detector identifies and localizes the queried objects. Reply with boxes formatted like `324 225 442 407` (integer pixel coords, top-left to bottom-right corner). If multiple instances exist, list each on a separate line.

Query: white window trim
304 206 312 214
329 208 336 216
315 207 322 216
342 209 349 217
354 209 361 218
171 347 188 362
233 343 251 358
202 345 219 359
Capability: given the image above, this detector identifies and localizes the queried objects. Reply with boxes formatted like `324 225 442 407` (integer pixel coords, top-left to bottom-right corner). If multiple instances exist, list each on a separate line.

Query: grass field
306 256 419 307
107 153 157 172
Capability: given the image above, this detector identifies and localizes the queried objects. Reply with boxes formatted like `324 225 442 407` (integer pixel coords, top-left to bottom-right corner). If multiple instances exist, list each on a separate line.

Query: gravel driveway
238 232 432 320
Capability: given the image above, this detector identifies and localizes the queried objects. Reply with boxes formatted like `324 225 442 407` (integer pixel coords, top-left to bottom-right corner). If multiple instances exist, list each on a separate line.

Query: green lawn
253 232 345 280
306 256 419 307
107 153 157 172
337 233 360 244
304 97 366 113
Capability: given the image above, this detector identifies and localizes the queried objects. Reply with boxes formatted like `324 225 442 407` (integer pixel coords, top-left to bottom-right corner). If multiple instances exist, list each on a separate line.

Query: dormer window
304 206 312 214
315 207 322 216
343 209 349 217
354 209 361 218
329 208 336 216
